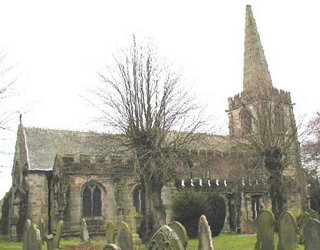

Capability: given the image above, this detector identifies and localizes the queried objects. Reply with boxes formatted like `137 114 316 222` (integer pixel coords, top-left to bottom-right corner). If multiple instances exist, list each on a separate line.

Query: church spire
243 5 273 92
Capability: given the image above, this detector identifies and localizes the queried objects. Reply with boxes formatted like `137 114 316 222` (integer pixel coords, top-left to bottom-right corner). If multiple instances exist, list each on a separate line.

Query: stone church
0 5 307 240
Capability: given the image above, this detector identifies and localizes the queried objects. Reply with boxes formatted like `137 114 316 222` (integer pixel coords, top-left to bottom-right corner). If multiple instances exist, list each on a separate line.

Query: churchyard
4 209 320 250
0 233 305 249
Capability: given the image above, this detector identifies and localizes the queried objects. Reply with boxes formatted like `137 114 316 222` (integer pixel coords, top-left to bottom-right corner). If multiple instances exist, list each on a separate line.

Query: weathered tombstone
254 210 275 250
148 225 184 250
23 219 32 250
105 220 116 244
169 221 188 249
103 243 121 250
297 212 310 244
304 218 320 250
116 221 133 250
34 225 42 250
198 215 214 250
278 211 298 250
46 220 64 250
22 219 42 250
80 218 90 243
38 218 46 243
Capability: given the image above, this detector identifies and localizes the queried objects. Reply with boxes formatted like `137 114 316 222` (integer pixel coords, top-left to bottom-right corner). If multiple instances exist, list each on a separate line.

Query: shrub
205 192 226 236
172 189 226 237
172 189 206 237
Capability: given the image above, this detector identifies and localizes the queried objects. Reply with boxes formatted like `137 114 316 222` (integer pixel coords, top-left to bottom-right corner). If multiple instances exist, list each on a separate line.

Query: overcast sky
0 0 320 198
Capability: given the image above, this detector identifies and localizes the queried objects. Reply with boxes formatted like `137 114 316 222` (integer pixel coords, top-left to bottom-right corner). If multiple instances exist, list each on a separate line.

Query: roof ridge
24 126 120 137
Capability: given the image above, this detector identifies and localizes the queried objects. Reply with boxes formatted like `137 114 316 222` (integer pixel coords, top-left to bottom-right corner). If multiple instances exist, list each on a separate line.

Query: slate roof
24 127 122 170
22 126 231 171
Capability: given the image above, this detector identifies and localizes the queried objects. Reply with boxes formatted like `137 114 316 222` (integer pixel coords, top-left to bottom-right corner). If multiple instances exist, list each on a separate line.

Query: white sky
0 0 320 198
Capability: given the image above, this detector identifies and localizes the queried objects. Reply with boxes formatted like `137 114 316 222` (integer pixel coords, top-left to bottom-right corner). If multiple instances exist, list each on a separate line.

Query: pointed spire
243 5 273 92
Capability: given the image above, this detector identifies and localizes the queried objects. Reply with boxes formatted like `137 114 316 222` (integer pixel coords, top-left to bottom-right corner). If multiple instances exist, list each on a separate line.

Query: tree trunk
142 175 166 241
269 171 286 222
264 148 286 230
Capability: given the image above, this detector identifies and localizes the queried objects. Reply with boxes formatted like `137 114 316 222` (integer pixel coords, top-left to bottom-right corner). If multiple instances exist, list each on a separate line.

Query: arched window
274 105 285 132
240 107 252 135
82 182 102 217
133 185 145 214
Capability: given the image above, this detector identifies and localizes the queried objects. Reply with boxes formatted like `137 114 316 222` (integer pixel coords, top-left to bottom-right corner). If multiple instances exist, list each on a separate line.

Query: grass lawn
0 233 305 250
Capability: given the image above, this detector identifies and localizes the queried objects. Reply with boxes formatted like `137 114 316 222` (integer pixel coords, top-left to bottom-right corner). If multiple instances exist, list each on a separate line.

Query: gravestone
116 221 133 250
80 218 90 243
198 215 214 250
297 213 310 244
23 219 32 250
38 218 46 243
103 243 121 250
34 225 42 250
304 218 320 250
148 225 184 250
22 220 42 250
278 211 298 250
254 210 275 250
46 220 64 250
106 220 116 244
169 221 188 249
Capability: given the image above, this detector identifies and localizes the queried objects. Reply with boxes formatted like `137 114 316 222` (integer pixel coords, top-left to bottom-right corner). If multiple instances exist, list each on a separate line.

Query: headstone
278 211 298 250
38 218 46 243
23 219 32 250
34 225 42 250
304 218 320 250
148 225 184 250
297 213 310 244
103 243 121 250
198 215 214 250
80 218 90 243
22 219 42 250
116 221 133 250
254 210 275 250
105 220 116 244
169 221 188 249
46 220 64 250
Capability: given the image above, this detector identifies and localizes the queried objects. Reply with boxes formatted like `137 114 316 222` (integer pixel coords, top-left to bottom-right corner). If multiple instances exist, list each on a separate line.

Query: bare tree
0 52 19 174
0 52 17 130
93 36 205 239
230 86 303 221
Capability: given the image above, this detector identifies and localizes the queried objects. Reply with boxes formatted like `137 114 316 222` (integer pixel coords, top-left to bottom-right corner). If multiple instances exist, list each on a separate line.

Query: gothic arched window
240 107 252 135
274 105 285 132
82 182 102 217
133 185 145 214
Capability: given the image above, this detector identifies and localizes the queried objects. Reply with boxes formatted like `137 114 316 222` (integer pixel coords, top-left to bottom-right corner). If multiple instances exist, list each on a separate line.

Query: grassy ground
0 234 305 250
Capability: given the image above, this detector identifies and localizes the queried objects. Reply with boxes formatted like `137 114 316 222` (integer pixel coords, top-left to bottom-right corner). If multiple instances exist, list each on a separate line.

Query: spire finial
19 114 22 124
243 5 273 92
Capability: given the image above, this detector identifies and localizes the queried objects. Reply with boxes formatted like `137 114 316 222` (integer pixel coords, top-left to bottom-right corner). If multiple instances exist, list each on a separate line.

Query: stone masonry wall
25 172 49 222
64 174 117 234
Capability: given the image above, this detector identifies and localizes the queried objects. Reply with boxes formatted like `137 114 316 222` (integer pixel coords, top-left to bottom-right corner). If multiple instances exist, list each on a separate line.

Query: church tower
228 5 293 138
227 5 307 210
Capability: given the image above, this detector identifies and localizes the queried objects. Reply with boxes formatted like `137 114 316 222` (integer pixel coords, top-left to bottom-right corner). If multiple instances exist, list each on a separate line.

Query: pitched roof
24 127 122 170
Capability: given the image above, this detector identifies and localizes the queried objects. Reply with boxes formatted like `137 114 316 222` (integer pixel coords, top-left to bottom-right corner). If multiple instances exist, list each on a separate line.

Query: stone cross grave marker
278 211 298 250
80 218 90 243
106 220 116 244
116 221 134 250
148 225 184 250
304 218 320 250
254 210 275 250
198 215 214 250
169 221 189 249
